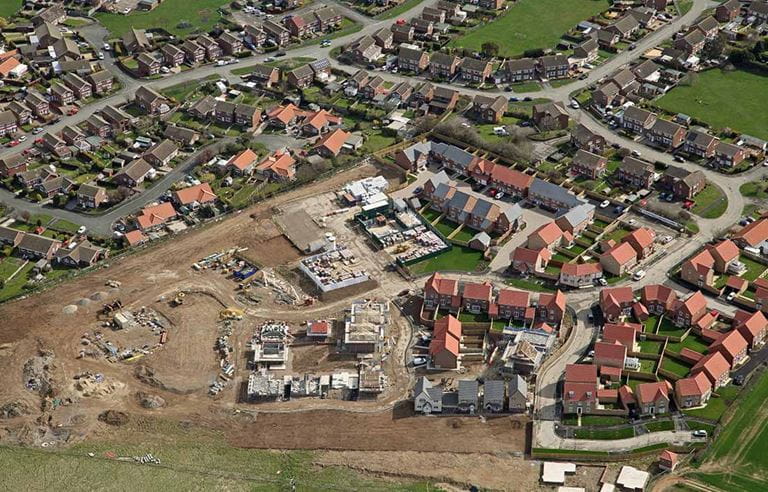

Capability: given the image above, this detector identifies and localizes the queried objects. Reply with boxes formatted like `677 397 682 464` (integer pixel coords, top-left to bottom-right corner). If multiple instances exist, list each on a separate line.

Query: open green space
691 184 728 219
433 219 459 238
573 427 634 440
458 311 490 323
374 0 425 19
96 0 228 37
644 419 675 432
451 226 476 243
639 358 658 374
655 69 768 140
660 357 692 378
604 227 630 243
739 254 766 282
0 420 429 491
666 335 709 355
160 76 218 101
510 81 543 93
360 132 397 154
686 374 768 491
408 246 486 275
686 420 716 435
448 0 610 57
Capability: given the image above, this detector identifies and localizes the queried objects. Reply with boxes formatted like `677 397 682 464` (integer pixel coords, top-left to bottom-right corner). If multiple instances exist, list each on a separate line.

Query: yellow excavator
219 307 244 320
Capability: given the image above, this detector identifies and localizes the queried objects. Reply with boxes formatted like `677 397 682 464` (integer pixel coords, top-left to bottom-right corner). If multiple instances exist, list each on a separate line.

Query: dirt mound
0 401 30 419
98 410 129 426
74 377 124 398
90 292 109 301
76 298 91 306
22 351 56 397
62 305 78 315
136 392 166 409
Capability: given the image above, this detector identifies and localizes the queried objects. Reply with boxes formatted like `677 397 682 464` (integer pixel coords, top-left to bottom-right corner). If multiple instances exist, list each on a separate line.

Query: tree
0 17 8 29
702 33 726 61
481 41 500 58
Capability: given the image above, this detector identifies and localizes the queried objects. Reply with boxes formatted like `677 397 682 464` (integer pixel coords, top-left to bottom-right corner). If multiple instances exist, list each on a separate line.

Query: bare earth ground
0 162 533 489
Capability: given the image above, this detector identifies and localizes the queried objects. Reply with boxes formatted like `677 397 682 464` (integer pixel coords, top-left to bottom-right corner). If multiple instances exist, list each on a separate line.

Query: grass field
0 419 429 491
561 415 627 426
96 0 228 37
448 0 610 57
409 246 486 275
655 69 768 140
686 372 768 490
740 180 768 199
638 339 663 354
0 0 21 18
656 318 688 338
691 184 728 219
505 277 557 292
683 384 741 421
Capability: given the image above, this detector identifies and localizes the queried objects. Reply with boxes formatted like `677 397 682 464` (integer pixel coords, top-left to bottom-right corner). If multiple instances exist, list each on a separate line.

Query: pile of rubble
249 268 302 305
210 319 236 397
73 372 124 398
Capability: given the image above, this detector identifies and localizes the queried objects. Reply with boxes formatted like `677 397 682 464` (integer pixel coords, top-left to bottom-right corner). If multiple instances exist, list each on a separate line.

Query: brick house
570 149 607 179
423 272 459 311
532 102 569 130
636 381 670 416
616 156 655 189
469 95 507 124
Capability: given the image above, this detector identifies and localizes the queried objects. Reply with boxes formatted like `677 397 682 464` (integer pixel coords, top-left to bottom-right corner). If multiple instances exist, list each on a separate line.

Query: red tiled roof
685 249 715 276
0 57 21 77
600 365 622 377
597 388 618 400
227 148 259 171
692 351 730 380
529 222 563 246
679 348 704 363
425 272 458 296
636 381 669 405
124 229 148 246
695 312 716 331
267 103 303 125
603 323 636 349
710 329 747 363
726 276 748 290
256 150 296 179
463 281 492 301
563 382 597 403
315 128 350 156
675 371 711 398
561 262 602 276
496 288 529 308
594 340 627 364
430 314 462 357
709 239 739 264
534 321 554 333
565 363 597 383
622 227 655 251
539 290 566 313
734 218 768 247
603 241 637 265
660 450 678 466
136 202 177 230
489 165 533 190
619 384 635 406
511 246 551 266
681 291 708 318
173 183 216 205
736 311 768 343
641 284 676 307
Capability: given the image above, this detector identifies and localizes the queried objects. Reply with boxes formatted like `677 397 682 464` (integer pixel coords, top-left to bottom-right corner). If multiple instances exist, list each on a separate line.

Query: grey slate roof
530 178 584 209
483 380 505 404
508 375 527 397
458 379 479 404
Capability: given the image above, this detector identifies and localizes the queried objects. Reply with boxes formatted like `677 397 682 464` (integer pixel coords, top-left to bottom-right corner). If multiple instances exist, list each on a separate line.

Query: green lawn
161 76 218 101
458 311 490 323
510 81 543 93
666 335 710 355
655 69 768 140
739 255 766 282
95 0 228 37
433 219 459 238
361 132 397 154
408 246 486 275
374 0 425 19
420 208 442 223
740 181 768 199
656 318 688 338
686 421 716 435
644 419 676 432
604 227 630 243
660 357 692 378
448 0 610 57
691 184 728 219
638 339 662 354
561 415 627 426
573 427 634 440
505 277 557 292
0 261 33 303
682 385 741 421
645 316 662 335
451 226 476 243
639 358 658 374
0 1 21 18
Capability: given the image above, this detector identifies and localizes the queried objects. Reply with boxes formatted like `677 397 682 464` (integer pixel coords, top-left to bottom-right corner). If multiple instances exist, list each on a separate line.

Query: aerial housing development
0 0 765 489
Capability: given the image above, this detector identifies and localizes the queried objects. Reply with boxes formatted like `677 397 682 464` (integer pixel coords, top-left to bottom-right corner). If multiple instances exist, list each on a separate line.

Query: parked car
413 186 423 195
734 375 745 386
495 192 505 200
674 155 685 163
77 226 87 234
632 270 646 281
692 430 708 438
726 291 736 302
600 200 610 208
570 100 580 109
631 150 642 157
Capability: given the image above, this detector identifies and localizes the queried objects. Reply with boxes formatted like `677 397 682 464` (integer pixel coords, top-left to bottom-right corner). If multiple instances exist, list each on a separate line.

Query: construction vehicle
100 299 123 315
172 292 186 306
234 266 258 280
219 307 244 320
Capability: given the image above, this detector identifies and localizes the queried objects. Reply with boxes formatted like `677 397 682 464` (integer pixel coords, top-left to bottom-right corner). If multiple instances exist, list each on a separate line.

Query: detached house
76 184 108 209
532 102 569 130
87 70 114 95
559 262 603 288
622 106 657 134
599 286 635 322
635 381 670 416
461 282 493 314
714 142 746 168
622 227 656 259
496 289 530 321
217 31 242 56
711 329 748 367
601 241 638 276
255 150 297 182
430 315 462 369
161 44 185 67
143 139 179 168
659 166 706 200
286 64 315 89
63 73 92 100
469 95 507 124
675 372 712 409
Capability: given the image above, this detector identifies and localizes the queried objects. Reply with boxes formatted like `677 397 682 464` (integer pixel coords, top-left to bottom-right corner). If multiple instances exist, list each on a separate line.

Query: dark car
734 375 745 386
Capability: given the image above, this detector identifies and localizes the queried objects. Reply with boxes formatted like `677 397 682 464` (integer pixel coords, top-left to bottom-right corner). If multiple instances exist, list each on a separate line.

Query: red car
7 140 19 147
683 200 694 210
710 309 719 318
488 188 497 197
